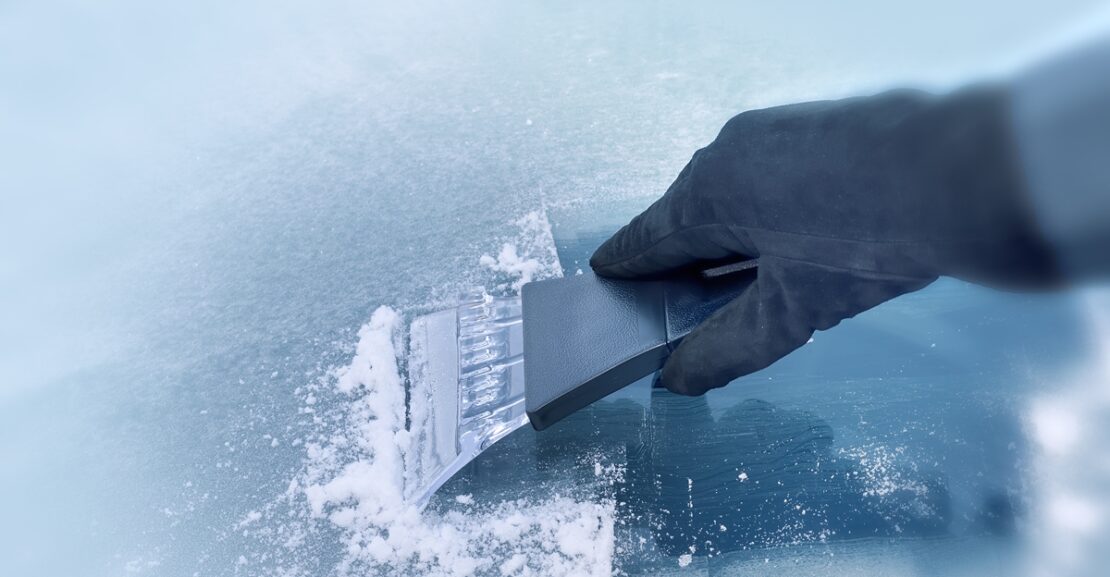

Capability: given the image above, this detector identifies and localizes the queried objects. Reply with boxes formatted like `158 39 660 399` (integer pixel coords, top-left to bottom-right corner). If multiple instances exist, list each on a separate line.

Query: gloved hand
591 87 1059 395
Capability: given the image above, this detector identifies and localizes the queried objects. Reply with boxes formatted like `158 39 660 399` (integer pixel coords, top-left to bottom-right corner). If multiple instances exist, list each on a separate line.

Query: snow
480 244 541 292
839 444 929 499
480 211 562 292
236 510 262 528
499 554 528 576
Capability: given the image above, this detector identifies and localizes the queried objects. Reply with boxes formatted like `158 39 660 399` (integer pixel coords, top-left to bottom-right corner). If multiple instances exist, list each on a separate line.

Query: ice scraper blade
404 290 529 509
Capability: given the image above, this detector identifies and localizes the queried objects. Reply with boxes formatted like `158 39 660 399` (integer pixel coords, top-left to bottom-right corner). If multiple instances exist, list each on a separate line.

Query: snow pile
479 210 562 292
292 306 613 577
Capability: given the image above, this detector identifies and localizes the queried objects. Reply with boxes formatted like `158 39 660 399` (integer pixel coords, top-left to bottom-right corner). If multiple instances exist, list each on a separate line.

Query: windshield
2 1 1108 576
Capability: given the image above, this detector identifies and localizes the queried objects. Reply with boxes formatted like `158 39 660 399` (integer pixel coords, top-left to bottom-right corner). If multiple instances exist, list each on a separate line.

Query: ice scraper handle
521 268 752 430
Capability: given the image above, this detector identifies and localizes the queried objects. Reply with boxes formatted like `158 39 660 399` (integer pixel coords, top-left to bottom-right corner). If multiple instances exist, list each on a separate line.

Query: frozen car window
2 1 1108 576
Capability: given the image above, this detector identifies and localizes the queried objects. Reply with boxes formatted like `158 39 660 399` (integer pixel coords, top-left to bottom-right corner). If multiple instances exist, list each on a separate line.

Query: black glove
591 87 1059 396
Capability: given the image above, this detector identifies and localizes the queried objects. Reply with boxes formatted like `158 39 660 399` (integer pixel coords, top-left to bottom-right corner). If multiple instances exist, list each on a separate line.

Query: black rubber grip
521 270 752 430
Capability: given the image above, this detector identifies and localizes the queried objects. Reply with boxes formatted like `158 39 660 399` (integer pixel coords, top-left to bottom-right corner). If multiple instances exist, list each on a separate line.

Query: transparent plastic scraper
404 290 528 509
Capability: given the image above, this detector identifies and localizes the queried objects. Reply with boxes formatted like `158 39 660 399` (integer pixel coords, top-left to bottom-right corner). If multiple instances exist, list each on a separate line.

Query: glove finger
660 266 810 395
660 258 936 395
590 152 753 279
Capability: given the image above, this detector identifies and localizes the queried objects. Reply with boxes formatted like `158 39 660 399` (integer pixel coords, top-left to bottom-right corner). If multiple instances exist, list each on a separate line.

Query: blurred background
2 1 1109 576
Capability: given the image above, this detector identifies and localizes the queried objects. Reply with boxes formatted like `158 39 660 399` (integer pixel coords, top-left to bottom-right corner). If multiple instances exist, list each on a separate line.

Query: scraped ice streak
1024 288 1110 577
285 210 613 576
480 210 562 293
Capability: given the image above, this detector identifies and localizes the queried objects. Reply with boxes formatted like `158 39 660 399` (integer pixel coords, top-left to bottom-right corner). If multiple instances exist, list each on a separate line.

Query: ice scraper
403 263 754 508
